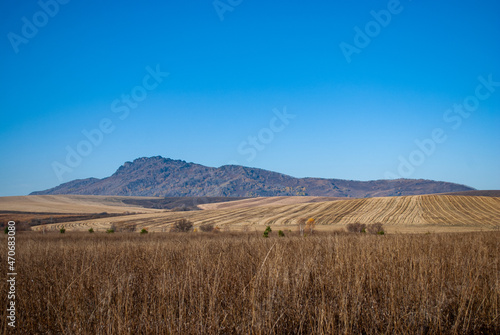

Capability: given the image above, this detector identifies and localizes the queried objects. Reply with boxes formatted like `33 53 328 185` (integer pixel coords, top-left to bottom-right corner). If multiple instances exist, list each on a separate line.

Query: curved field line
32 195 500 231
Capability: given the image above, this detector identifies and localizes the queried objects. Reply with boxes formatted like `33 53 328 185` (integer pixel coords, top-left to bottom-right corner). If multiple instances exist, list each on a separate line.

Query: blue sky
1 0 499 196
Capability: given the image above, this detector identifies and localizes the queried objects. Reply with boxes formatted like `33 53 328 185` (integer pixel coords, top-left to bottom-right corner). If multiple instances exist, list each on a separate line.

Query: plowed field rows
32 195 500 232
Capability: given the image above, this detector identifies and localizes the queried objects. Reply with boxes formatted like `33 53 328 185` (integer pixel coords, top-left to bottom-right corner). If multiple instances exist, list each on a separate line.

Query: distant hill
31 156 474 197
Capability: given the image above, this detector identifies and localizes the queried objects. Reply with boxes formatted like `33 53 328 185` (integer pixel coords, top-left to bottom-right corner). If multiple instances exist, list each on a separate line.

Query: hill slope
31 156 474 198
0 195 158 214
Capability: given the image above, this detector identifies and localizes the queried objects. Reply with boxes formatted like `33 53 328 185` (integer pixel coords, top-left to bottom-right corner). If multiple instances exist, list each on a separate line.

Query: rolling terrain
197 196 346 210
0 195 160 214
0 195 248 228
29 194 500 233
437 190 500 197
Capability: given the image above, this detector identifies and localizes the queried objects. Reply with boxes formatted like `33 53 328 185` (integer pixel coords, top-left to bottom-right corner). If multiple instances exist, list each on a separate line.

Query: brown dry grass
0 195 159 214
1 231 498 334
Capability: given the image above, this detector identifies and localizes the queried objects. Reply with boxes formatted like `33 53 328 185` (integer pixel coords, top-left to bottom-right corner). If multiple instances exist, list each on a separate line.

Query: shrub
15 222 32 231
199 223 214 232
122 225 137 233
106 229 115 234
297 218 307 236
88 228 94 233
31 218 42 226
366 222 385 235
305 218 316 234
278 230 285 237
140 228 148 234
60 227 66 234
263 226 272 238
171 219 193 233
346 222 366 233
4 226 8 234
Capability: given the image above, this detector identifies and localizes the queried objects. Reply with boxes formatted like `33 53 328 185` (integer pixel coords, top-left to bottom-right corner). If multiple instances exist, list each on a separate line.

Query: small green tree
60 227 66 234
278 230 285 237
140 228 148 234
88 228 94 233
263 226 272 238
4 226 8 234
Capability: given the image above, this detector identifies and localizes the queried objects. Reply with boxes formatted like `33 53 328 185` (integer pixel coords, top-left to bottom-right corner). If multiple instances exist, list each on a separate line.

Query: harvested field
197 196 346 210
0 195 160 214
437 190 500 197
1 231 498 334
31 195 500 233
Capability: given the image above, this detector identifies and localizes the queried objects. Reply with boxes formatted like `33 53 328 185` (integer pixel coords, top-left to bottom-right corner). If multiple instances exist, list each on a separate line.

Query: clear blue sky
1 0 499 196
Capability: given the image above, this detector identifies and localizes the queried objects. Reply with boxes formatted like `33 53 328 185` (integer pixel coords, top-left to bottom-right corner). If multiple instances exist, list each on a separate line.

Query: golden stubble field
0 231 498 334
1 194 499 333
0 195 159 214
21 194 500 234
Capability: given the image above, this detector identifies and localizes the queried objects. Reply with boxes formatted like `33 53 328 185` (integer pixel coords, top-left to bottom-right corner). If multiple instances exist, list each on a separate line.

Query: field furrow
27 195 500 232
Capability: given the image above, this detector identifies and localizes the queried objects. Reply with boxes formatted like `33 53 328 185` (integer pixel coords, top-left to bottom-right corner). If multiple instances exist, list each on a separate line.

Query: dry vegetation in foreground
1 232 499 334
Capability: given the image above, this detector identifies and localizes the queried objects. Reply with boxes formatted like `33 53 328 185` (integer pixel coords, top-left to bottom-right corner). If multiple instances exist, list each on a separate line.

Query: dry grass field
1 231 498 334
29 195 500 233
0 195 160 214
197 196 345 210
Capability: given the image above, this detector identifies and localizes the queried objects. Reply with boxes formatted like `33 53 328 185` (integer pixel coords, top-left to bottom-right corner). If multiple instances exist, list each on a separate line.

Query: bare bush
170 219 193 233
346 222 366 233
1 220 33 231
297 217 307 236
109 223 137 233
199 223 214 232
366 222 384 235
16 221 32 231
304 218 316 234
120 224 137 233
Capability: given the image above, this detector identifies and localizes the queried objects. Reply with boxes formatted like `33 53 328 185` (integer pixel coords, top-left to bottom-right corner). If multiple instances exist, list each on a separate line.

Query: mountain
31 156 474 197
